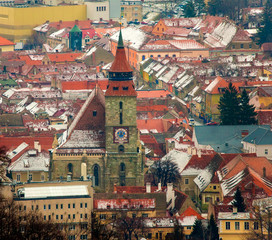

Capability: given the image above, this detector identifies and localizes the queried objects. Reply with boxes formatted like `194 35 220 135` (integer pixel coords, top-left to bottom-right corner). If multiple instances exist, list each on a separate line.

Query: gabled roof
0 36 15 46
47 53 83 63
180 206 204 220
70 25 81 33
243 127 272 145
232 28 251 42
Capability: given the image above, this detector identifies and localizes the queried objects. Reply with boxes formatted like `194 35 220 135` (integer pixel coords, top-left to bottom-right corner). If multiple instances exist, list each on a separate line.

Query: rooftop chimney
158 182 161 191
146 182 151 193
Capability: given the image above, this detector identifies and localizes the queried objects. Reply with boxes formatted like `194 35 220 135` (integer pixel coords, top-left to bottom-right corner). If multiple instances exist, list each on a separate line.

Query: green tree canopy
218 83 241 125
240 89 257 125
257 1 272 45
183 1 196 18
190 219 206 240
232 188 246 212
207 214 219 240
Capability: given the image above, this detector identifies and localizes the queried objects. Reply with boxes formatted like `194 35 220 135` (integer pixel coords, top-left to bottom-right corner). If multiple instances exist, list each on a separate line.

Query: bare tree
150 157 181 187
114 212 147 240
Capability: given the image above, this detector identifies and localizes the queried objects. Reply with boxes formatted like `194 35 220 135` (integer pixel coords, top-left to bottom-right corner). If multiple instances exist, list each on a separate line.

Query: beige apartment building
85 0 109 21
121 0 142 22
14 181 93 240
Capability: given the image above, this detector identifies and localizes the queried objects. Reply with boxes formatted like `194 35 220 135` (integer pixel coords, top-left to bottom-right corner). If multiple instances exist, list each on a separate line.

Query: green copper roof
70 25 81 33
117 30 124 48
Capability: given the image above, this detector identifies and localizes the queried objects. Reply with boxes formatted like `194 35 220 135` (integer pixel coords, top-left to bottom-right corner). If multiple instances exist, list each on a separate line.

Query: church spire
109 29 133 80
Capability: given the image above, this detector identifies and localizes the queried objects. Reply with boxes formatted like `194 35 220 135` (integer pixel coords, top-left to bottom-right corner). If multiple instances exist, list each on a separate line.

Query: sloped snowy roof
110 27 148 50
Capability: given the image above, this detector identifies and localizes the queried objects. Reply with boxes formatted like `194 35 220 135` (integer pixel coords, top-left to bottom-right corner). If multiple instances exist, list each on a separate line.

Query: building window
68 163 73 174
249 44 252 48
118 145 125 153
68 204 70 209
80 214 83 219
112 214 116 220
61 204 63 209
85 203 87 208
213 186 217 189
44 205 46 210
265 149 268 155
61 215 63 220
73 214 75 219
93 111 97 117
187 226 191 229
244 222 249 230
68 235 75 240
85 214 87 219
119 101 123 110
44 215 46 220
254 222 258 230
80 203 83 208
56 204 58 209
104 6 106 11
96 7 99 11
147 233 152 239
80 234 88 239
48 215 51 220
48 204 51 210
100 214 106 220
235 222 240 230
16 174 21 182
241 44 244 48
28 174 32 181
226 222 230 230
142 55 145 61
205 197 211 203
68 214 71 219
185 179 189 184
142 214 148 218
93 164 100 186
56 215 59 220
73 203 75 208
232 45 235 49
81 224 87 230
120 112 123 124
41 174 45 181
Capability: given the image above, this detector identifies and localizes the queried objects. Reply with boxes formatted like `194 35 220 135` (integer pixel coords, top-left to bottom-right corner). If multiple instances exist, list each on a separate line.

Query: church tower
105 30 144 191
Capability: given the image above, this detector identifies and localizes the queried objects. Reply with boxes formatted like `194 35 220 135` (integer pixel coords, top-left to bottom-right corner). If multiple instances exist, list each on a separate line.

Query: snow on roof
204 21 237 48
3 89 14 98
188 86 200 97
174 71 194 90
218 212 251 220
162 149 191 173
53 43 65 53
33 22 50 33
18 185 89 199
8 142 29 159
110 27 148 50
8 150 49 172
159 66 179 84
221 169 245 196
194 169 213 192
169 40 206 50
179 216 197 226
49 28 68 39
43 43 53 53
86 46 97 57
204 77 220 93
94 199 155 210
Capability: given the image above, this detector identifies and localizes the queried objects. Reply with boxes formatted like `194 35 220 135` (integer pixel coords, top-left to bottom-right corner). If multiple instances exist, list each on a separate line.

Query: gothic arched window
68 163 73 173
93 164 100 186
120 163 126 186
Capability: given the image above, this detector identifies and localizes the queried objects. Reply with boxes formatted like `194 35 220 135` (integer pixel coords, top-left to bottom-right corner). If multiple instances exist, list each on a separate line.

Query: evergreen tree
190 219 206 240
257 1 272 45
218 83 240 125
194 0 206 16
183 1 196 18
239 89 257 125
232 188 246 212
207 214 219 240
208 0 223 16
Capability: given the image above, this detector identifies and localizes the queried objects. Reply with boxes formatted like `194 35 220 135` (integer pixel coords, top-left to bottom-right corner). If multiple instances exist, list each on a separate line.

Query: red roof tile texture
0 36 15 46
109 47 133 73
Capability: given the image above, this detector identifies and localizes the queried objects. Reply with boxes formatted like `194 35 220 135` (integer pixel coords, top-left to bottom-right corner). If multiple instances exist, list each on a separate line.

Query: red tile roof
137 90 171 99
232 29 251 42
180 206 204 219
137 119 175 133
137 105 169 112
257 110 272 125
49 20 93 30
47 53 83 63
105 80 137 96
114 185 164 194
61 80 108 91
0 36 15 46
109 47 133 73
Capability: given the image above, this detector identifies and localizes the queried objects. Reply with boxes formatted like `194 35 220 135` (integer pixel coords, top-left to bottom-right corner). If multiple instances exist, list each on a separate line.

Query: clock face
114 127 129 143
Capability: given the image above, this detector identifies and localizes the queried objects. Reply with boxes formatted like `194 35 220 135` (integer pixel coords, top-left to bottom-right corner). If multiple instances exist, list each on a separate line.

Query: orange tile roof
137 90 171 98
205 76 245 94
61 80 108 91
47 52 83 63
180 206 204 219
0 36 15 46
49 20 93 30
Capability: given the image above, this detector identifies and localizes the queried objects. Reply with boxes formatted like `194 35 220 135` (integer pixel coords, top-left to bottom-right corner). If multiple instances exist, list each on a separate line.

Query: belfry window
68 163 73 173
119 101 123 110
93 165 100 186
120 112 123 124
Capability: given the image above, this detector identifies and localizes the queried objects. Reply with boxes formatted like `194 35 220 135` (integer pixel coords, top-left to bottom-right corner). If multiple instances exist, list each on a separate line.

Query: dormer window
123 87 128 91
113 87 119 91
93 110 97 117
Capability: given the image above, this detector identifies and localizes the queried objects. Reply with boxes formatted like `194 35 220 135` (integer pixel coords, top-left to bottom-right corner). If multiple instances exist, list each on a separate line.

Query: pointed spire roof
70 25 81 33
109 30 133 74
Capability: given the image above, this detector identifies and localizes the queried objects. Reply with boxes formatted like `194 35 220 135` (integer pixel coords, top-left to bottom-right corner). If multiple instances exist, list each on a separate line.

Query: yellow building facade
0 5 86 43
121 0 143 22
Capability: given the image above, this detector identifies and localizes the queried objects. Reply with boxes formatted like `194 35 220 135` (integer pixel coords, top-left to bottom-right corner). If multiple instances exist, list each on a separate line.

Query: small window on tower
113 87 119 91
93 111 97 117
123 87 128 91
